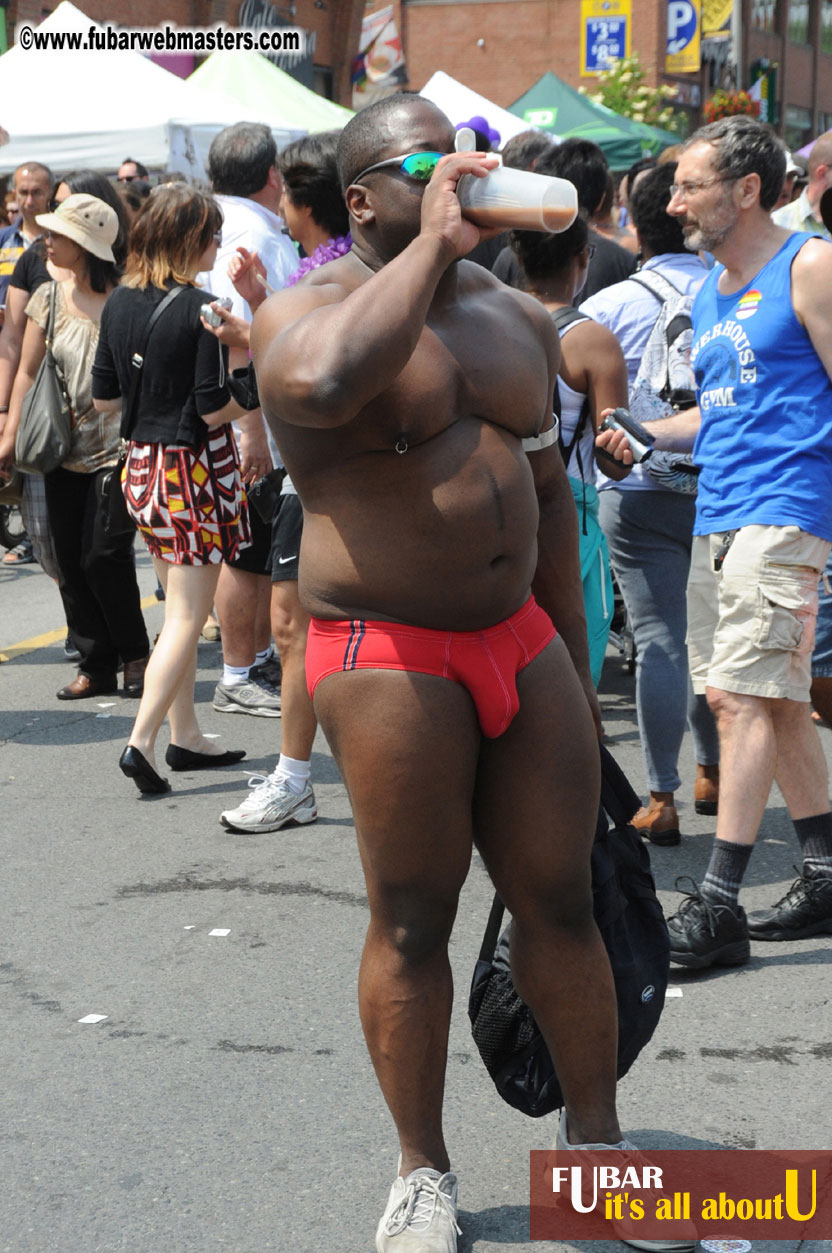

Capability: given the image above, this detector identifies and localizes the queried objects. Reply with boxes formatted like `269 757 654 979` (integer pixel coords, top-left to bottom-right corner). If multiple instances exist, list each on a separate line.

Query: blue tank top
691 232 832 540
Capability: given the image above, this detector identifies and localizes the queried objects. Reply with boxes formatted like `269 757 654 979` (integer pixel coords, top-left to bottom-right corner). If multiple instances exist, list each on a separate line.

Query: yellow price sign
581 0 632 76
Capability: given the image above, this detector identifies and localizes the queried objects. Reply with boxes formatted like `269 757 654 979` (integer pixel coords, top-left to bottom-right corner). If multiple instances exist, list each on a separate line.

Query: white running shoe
376 1162 461 1252
212 676 282 718
555 1115 696 1252
219 775 317 833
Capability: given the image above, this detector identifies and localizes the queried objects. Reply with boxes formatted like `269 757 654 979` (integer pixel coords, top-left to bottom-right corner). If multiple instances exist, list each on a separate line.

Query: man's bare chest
360 309 550 453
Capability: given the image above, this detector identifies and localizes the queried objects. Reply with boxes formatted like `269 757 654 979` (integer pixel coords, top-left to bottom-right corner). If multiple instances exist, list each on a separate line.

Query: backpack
468 743 670 1118
551 307 615 683
628 270 701 494
629 269 697 420
550 306 592 481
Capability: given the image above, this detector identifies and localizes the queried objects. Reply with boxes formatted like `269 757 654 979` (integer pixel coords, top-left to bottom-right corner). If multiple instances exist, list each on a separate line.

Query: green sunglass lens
401 153 441 180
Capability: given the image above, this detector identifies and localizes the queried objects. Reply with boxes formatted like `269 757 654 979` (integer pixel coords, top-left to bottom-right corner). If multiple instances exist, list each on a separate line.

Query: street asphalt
1 545 830 1253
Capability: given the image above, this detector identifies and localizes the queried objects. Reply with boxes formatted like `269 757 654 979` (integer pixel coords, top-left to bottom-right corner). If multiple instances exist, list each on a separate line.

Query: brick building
4 0 832 143
399 0 832 145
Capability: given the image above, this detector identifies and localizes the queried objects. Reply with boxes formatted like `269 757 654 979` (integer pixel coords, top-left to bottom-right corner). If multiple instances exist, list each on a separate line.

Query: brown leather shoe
57 672 118 701
694 763 719 815
631 802 681 846
123 654 149 698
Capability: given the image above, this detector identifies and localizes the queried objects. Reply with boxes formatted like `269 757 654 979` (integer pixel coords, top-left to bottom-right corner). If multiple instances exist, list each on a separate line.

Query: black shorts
228 497 272 574
270 492 303 582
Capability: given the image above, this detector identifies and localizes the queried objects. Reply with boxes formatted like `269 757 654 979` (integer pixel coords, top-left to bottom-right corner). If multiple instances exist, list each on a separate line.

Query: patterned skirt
124 425 251 566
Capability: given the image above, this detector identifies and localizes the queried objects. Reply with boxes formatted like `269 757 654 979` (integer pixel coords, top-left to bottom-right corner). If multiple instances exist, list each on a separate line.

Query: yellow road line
0 593 160 664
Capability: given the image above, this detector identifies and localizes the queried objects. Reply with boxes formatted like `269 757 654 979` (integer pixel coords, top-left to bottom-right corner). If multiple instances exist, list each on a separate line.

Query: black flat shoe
119 745 171 794
165 744 247 771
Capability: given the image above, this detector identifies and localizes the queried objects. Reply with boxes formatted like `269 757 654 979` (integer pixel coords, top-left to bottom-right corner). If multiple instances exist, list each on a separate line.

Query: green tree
580 55 681 132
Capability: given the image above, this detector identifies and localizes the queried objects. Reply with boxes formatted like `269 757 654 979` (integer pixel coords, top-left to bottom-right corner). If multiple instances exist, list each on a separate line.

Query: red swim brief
306 594 556 739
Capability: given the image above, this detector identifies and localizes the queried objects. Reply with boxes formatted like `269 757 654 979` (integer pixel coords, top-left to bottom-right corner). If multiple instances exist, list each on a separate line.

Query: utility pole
731 0 743 90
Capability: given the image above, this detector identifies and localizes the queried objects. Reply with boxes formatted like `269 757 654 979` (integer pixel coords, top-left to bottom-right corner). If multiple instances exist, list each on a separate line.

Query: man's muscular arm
251 152 498 428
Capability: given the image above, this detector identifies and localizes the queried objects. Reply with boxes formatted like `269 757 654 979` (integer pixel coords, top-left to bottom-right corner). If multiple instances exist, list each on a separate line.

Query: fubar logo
530 1149 832 1240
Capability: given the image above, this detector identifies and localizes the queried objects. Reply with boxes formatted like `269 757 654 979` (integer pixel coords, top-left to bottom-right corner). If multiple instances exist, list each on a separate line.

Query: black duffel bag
468 742 670 1118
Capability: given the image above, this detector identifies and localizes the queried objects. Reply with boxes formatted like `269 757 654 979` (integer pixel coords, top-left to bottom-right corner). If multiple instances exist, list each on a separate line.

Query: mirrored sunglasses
351 151 445 186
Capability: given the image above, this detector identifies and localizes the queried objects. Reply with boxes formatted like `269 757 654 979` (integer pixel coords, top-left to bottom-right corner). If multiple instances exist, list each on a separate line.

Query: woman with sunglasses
510 214 630 687
92 184 252 794
1 191 150 698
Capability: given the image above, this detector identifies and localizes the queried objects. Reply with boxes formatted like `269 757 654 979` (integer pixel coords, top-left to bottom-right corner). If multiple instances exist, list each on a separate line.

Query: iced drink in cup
456 166 578 233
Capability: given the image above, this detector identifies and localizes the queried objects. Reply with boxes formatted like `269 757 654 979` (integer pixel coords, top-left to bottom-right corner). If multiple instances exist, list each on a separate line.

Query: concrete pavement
1 550 830 1252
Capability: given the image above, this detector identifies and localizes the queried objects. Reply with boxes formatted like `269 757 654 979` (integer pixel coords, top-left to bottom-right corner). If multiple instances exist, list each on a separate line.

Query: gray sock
793 812 832 877
701 839 753 907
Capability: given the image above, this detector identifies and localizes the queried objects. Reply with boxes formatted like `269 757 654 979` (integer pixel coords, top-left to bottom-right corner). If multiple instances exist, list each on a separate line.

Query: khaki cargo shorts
687 525 831 701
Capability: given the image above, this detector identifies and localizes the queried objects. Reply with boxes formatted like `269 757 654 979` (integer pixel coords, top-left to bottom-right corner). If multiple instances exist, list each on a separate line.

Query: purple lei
285 233 352 287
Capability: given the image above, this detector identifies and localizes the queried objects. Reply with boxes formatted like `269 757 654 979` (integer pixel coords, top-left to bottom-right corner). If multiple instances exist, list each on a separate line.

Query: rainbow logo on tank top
736 289 762 320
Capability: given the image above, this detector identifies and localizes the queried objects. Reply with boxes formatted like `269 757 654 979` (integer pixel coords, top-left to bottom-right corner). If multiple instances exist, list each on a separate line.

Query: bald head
808 132 832 177
337 93 455 191
806 131 832 212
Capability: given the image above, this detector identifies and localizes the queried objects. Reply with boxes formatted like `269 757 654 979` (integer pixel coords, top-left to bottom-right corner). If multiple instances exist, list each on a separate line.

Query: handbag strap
121 285 185 441
45 281 58 350
479 893 506 963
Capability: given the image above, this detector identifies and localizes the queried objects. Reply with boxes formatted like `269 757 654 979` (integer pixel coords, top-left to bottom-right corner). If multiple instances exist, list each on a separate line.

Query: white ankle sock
274 754 311 794
222 663 251 686
254 646 272 667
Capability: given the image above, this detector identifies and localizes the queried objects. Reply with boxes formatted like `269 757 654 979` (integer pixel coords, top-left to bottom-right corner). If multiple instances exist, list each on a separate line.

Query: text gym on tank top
691 231 832 541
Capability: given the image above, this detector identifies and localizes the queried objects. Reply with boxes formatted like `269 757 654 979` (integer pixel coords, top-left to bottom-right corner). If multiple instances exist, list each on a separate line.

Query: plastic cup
456 166 578 233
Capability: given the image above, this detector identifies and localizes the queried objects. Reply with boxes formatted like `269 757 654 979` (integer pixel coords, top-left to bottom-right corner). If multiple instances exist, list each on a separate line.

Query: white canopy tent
0 1 304 175
419 71 544 150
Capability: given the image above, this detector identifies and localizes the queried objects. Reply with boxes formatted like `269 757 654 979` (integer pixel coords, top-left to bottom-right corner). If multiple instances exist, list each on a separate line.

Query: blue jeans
813 548 832 678
600 488 719 793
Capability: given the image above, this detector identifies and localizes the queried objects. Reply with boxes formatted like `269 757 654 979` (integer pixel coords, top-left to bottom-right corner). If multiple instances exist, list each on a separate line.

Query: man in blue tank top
598 117 832 968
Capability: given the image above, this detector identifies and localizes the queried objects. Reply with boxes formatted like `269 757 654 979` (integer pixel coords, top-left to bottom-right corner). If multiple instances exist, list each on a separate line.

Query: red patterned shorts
124 425 251 566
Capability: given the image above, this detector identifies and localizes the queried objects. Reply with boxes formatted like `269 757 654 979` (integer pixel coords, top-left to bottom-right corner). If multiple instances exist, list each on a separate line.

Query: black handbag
101 286 185 537
468 742 670 1118
15 282 73 475
0 466 24 505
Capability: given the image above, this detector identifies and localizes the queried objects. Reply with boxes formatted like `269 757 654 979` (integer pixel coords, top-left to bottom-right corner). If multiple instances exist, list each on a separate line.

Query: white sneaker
219 775 317 833
555 1115 696 1252
376 1161 460 1252
212 676 281 718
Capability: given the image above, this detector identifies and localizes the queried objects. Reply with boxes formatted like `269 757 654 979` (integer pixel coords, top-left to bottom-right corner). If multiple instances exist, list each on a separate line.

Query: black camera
598 407 656 463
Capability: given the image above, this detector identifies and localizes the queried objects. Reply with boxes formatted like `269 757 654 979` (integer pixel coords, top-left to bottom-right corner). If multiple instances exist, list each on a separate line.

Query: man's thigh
707 525 831 702
313 669 481 914
472 635 600 917
270 578 309 639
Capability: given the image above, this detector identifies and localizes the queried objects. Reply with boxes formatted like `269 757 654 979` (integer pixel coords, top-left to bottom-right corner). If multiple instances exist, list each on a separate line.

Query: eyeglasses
117 175 140 184
669 176 737 200
212 231 222 244
351 151 445 186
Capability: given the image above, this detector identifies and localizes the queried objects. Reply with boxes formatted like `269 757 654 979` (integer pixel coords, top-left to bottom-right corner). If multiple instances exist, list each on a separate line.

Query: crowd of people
2 102 832 1253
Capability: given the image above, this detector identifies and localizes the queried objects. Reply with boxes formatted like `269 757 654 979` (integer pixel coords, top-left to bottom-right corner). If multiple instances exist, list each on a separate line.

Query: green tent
189 49 353 134
510 71 677 169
